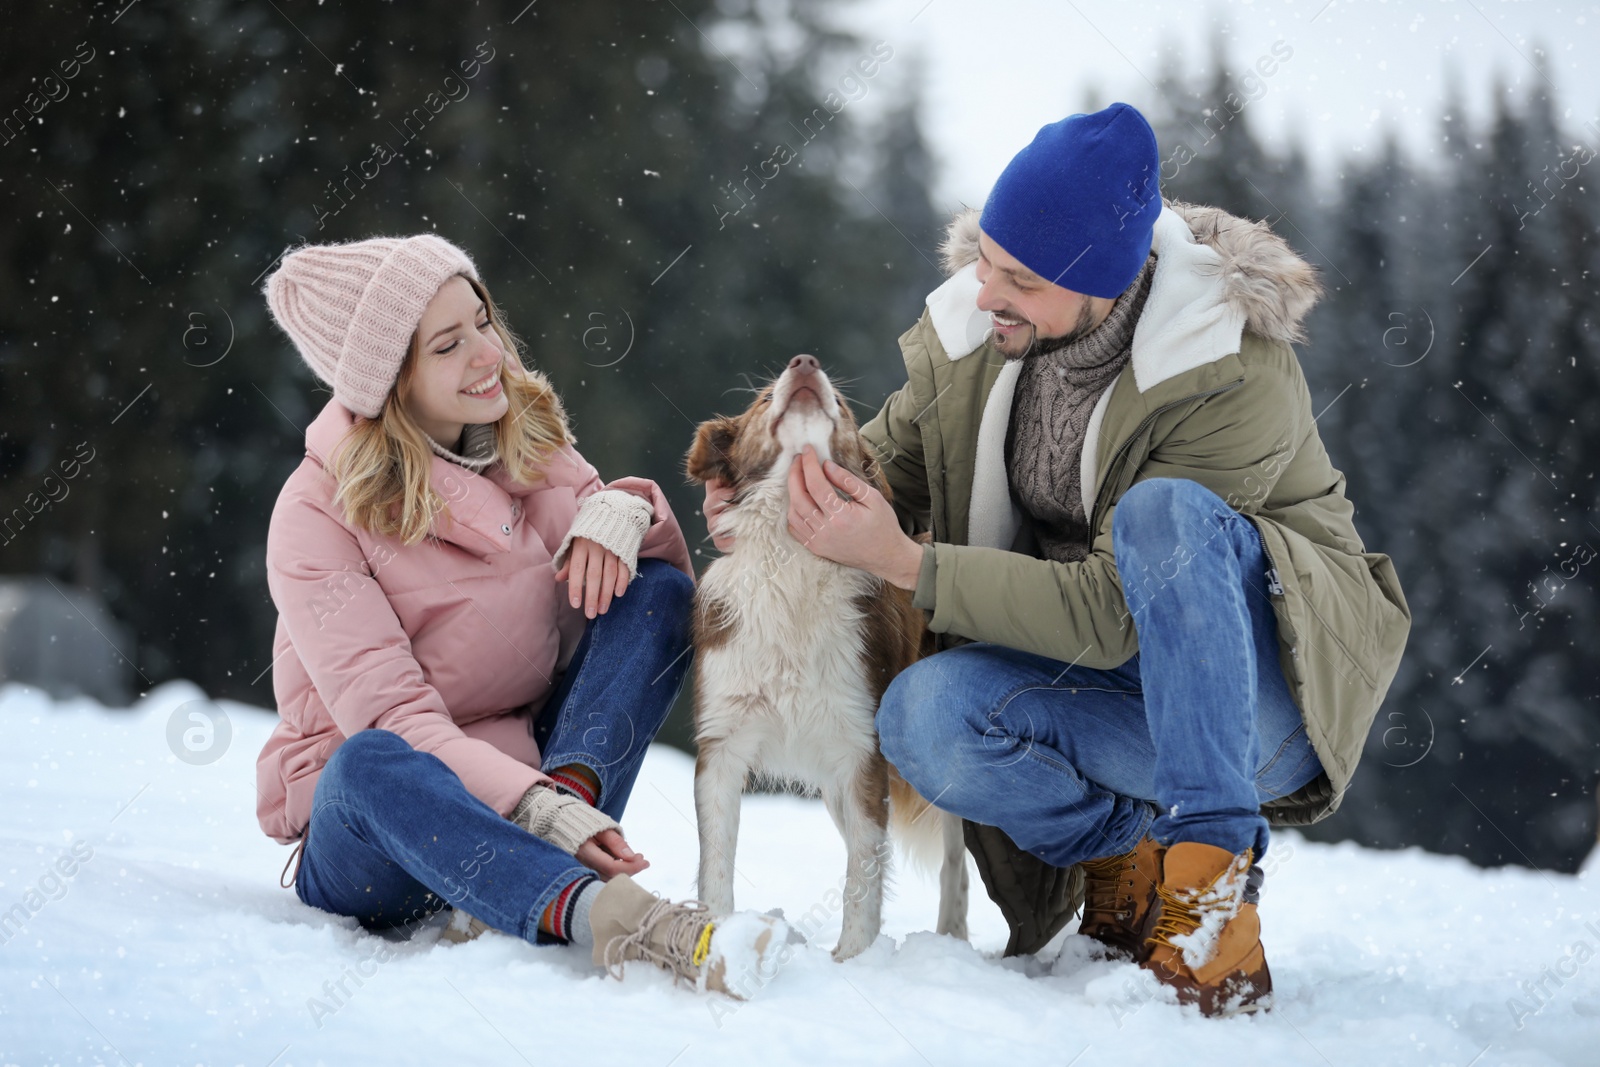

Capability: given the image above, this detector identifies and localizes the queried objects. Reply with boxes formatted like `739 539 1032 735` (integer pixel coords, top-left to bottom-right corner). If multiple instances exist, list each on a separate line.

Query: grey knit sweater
422 421 498 470
1005 253 1156 564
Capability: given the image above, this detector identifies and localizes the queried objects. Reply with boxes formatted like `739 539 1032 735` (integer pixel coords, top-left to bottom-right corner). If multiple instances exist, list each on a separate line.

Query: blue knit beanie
979 103 1162 299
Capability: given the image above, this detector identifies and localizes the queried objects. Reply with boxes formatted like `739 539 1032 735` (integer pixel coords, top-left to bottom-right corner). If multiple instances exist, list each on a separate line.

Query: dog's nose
788 354 820 373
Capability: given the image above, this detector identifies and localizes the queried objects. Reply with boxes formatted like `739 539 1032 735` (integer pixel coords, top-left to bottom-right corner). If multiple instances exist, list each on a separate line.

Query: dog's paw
831 936 872 962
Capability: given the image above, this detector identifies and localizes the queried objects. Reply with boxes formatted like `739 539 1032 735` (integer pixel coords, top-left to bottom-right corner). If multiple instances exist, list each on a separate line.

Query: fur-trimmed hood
934 200 1322 350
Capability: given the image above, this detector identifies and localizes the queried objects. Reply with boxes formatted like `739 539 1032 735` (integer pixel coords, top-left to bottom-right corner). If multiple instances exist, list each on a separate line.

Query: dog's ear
686 416 740 485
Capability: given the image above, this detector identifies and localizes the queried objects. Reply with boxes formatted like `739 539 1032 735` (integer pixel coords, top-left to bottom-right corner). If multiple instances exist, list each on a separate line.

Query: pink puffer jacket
255 398 694 845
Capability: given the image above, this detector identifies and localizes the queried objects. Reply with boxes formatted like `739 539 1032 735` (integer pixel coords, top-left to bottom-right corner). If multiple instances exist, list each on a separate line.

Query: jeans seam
1255 721 1304 780
1257 731 1317 800
1004 734 1076 776
306 797 375 851
994 681 1141 711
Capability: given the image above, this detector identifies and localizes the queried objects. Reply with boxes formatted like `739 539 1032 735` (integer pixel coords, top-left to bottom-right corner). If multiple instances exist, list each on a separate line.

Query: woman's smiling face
403 274 510 445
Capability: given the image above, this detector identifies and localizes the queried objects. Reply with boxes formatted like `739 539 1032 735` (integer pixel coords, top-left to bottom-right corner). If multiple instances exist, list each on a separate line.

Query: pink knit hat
263 235 479 418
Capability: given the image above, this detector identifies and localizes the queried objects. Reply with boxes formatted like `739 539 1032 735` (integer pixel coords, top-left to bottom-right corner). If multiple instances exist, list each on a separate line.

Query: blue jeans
294 558 694 943
876 478 1323 868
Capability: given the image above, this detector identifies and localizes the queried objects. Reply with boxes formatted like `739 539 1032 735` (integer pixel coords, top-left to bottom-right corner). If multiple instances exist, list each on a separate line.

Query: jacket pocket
1276 531 1381 690
1360 548 1411 686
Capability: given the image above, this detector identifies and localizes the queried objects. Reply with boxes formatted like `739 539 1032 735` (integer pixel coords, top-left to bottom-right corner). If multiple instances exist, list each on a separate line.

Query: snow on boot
1078 835 1164 961
438 908 492 945
1141 842 1273 1017
589 874 790 1000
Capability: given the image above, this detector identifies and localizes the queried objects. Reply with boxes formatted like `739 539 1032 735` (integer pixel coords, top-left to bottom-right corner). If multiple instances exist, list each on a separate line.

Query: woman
257 234 783 994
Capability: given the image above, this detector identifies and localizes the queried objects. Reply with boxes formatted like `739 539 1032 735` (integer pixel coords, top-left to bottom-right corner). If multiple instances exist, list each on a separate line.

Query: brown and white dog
684 353 969 960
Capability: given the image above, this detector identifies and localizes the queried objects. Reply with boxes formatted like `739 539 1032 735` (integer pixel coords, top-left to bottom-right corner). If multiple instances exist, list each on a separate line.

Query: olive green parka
859 201 1411 956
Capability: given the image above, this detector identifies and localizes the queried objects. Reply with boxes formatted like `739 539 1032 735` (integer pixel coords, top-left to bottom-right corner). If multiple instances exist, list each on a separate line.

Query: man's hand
575 827 649 879
554 536 628 619
704 477 736 552
786 445 923 589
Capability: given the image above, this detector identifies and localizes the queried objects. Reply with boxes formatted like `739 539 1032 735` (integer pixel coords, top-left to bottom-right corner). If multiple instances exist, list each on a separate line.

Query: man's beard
1022 300 1098 359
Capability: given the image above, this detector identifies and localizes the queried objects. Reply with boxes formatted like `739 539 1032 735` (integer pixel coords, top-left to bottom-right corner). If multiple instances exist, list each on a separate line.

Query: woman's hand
704 477 736 552
554 535 629 619
575 827 649 879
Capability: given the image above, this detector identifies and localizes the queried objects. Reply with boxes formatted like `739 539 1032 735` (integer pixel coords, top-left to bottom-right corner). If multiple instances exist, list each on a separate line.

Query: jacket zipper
1087 377 1245 536
1086 374 1301 663
1248 519 1299 662
1255 522 1286 597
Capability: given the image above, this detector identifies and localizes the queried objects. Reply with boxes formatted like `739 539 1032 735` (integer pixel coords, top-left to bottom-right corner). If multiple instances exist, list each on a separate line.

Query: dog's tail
885 562 960 880
887 767 954 876
889 766 972 940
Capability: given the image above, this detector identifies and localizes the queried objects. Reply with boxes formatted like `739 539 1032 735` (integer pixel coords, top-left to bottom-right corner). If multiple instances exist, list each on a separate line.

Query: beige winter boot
1141 842 1273 1017
438 908 492 945
589 874 789 1000
1078 835 1164 961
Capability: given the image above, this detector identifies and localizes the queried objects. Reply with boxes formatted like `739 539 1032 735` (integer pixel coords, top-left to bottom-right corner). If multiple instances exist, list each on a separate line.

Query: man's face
974 230 1102 359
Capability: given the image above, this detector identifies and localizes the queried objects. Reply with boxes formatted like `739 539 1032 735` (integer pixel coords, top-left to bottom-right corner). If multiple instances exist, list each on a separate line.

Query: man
704 102 1410 1016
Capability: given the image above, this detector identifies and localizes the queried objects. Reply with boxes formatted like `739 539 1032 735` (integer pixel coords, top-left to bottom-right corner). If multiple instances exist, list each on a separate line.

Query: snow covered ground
1 681 1596 1066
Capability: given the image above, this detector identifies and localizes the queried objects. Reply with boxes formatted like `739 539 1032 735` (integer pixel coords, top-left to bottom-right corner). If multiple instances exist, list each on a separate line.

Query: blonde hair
326 274 572 544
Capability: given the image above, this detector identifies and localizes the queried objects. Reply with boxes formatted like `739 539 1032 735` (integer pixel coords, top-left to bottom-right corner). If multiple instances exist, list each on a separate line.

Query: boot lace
1147 848 1253 956
1147 882 1202 950
602 896 716 985
1080 851 1134 921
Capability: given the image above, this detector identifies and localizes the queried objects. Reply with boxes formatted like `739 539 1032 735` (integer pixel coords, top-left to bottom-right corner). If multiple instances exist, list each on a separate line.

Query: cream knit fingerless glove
510 783 620 854
551 489 655 580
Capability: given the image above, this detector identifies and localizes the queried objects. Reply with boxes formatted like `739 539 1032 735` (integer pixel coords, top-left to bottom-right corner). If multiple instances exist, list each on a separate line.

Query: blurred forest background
1 1 1595 873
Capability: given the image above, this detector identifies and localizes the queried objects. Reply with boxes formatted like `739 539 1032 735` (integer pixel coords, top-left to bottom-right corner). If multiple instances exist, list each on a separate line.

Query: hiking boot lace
1147 848 1253 954
602 896 717 985
1081 851 1134 920
1147 881 1203 950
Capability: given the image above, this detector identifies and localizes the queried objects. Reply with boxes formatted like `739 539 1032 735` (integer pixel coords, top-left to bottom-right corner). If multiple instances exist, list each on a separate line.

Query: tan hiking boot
1141 842 1272 1017
1078 835 1164 961
589 874 789 1000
